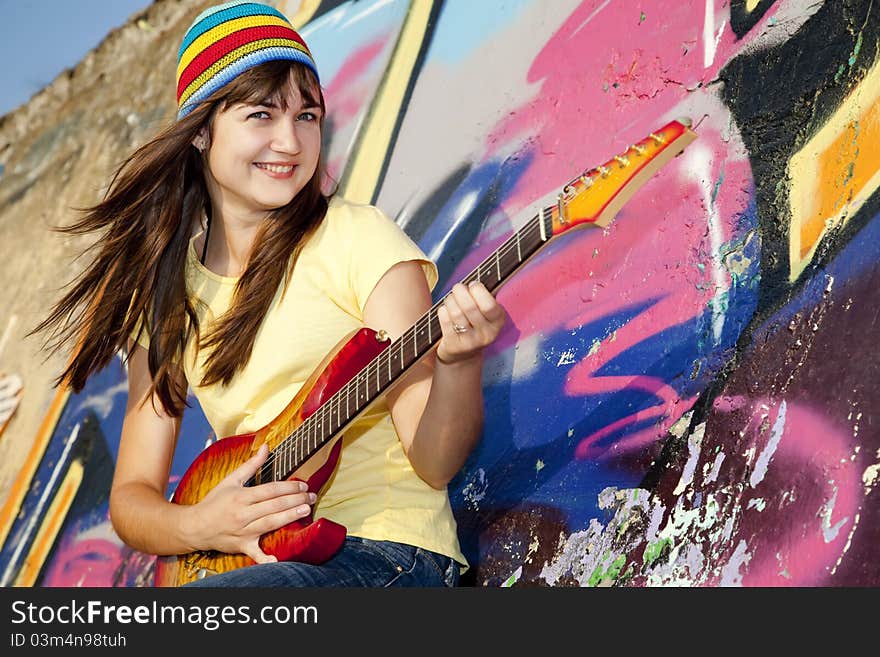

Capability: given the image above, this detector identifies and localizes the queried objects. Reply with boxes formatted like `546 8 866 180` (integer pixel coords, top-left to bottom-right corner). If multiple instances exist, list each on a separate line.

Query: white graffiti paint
736 0 826 56
703 0 726 69
0 314 17 358
461 467 488 511
73 380 129 420
819 485 849 543
704 451 725 483
556 348 576 366
746 497 766 511
863 462 880 496
831 511 860 576
673 422 706 495
719 539 752 586
0 373 23 426
681 141 729 345
749 400 786 487
540 487 654 586
483 330 542 382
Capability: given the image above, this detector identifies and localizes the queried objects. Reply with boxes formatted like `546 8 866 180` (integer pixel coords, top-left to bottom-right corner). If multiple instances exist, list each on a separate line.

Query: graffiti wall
0 0 876 587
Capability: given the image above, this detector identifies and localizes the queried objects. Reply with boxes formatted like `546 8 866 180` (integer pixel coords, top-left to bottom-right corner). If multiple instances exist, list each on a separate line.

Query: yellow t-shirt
136 195 467 567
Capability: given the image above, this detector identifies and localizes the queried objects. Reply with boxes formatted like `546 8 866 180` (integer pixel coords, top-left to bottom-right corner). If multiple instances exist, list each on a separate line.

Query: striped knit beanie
176 1 320 119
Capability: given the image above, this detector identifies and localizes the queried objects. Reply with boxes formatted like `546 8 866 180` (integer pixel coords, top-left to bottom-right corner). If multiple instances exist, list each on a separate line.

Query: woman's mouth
254 163 296 178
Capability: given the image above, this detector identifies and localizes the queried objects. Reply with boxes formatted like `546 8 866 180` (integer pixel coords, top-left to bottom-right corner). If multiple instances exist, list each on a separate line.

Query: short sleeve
342 202 439 313
126 298 151 352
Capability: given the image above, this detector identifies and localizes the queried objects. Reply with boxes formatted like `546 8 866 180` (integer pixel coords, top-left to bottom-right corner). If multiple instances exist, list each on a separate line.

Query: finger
249 491 316 519
437 304 457 337
246 503 314 535
245 540 277 565
450 283 489 329
443 289 471 331
247 479 309 503
226 443 271 486
467 281 504 321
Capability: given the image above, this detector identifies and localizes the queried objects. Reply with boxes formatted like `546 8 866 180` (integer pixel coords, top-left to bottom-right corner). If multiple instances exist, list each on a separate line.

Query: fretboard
255 206 554 484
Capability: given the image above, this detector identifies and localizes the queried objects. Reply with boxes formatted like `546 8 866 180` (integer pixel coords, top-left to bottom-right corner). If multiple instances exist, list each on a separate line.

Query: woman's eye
248 111 270 120
298 111 318 122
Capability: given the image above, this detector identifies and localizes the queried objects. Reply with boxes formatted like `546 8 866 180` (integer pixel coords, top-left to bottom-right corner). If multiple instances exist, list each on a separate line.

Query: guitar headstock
547 118 697 236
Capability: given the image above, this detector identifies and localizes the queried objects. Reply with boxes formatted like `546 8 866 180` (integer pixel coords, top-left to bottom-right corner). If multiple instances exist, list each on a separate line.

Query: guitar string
248 129 681 481
251 209 551 484
262 132 676 479
255 202 557 482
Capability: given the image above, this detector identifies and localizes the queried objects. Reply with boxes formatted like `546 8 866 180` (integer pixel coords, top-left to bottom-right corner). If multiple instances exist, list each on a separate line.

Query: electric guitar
154 118 698 586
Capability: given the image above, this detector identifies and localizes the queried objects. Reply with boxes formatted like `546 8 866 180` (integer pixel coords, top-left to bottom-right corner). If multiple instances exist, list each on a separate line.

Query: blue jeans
182 536 461 587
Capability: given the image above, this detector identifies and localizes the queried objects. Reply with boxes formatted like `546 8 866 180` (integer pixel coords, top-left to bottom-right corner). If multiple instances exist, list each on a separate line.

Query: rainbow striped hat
176 1 319 119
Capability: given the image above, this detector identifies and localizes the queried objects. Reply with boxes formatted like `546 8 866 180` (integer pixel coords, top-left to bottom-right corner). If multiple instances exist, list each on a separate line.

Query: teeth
257 163 294 173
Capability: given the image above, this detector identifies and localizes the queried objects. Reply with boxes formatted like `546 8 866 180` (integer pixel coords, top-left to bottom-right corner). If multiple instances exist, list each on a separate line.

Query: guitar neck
263 208 557 483
260 118 697 483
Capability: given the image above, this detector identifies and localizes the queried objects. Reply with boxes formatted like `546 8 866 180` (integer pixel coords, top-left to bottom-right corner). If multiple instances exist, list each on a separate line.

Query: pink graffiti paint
450 0 759 461
323 37 389 181
40 534 128 587
728 399 861 586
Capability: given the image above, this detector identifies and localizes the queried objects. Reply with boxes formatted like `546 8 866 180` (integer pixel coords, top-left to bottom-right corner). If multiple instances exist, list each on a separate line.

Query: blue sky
0 0 155 117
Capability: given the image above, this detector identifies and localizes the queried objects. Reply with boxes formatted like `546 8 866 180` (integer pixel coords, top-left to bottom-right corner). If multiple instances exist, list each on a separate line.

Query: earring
194 138 207 152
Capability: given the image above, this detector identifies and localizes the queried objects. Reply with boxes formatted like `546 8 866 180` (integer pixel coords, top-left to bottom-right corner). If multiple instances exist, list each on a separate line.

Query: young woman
32 1 505 587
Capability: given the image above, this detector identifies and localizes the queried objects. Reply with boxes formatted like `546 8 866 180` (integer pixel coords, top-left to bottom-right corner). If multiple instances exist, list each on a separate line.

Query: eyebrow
242 99 322 112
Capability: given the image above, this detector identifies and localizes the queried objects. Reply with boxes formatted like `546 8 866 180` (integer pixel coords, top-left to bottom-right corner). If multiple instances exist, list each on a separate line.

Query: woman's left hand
436 281 506 365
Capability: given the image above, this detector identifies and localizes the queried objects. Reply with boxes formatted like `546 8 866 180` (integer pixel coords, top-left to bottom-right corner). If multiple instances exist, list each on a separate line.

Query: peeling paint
673 422 705 495
501 566 522 587
669 411 694 439
819 486 849 543
719 540 752 586
750 401 787 487
556 349 576 366
862 463 880 495
746 497 766 511
461 468 488 511
704 451 725 483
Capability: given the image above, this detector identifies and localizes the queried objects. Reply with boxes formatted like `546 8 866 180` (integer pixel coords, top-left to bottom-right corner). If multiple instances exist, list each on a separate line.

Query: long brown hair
31 61 330 417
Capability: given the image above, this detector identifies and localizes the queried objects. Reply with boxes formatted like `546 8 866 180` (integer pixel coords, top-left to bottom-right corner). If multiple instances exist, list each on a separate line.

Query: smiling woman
192 64 325 277
29 1 506 588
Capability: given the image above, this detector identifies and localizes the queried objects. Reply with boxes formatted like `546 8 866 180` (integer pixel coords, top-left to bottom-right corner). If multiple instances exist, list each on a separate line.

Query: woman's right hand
188 443 316 563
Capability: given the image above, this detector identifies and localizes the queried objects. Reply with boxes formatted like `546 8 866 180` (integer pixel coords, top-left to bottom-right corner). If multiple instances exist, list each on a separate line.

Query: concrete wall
0 0 876 587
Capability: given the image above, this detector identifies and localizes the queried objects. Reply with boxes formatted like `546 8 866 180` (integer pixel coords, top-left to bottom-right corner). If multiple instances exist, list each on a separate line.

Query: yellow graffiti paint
339 0 436 203
746 0 760 12
14 460 83 587
0 386 70 551
788 57 880 280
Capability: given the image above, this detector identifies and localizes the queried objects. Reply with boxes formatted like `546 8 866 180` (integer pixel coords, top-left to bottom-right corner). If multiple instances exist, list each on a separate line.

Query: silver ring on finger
453 323 468 334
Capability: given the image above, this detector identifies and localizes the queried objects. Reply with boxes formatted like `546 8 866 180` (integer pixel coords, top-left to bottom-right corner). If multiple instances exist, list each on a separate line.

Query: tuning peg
613 154 630 168
631 144 646 156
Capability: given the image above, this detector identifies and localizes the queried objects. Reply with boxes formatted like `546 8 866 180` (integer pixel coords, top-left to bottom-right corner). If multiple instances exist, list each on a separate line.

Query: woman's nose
271 119 301 154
